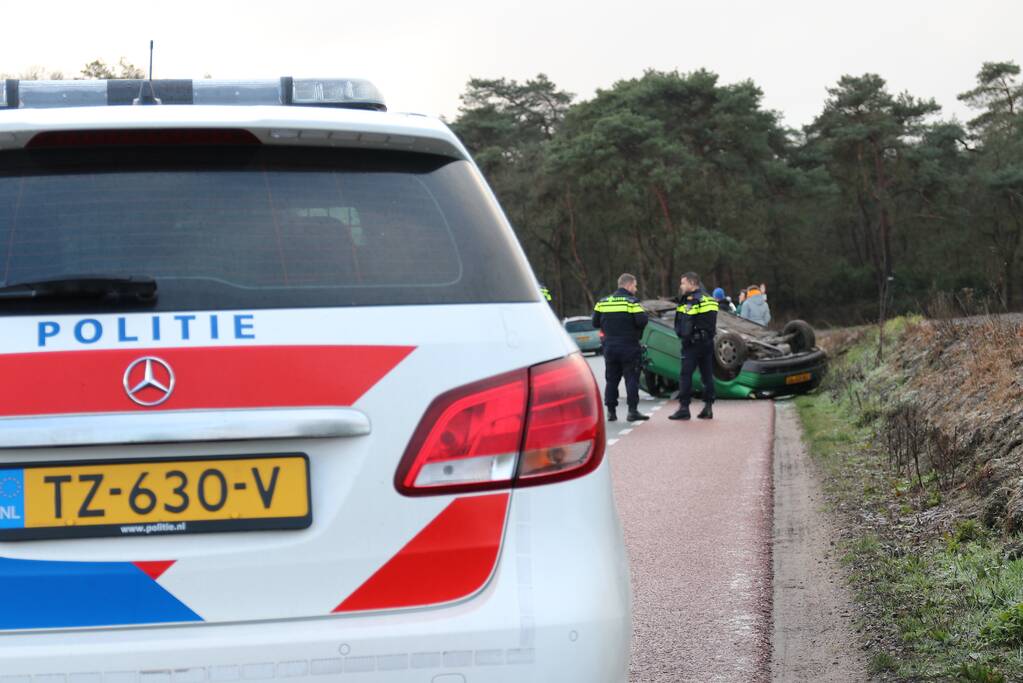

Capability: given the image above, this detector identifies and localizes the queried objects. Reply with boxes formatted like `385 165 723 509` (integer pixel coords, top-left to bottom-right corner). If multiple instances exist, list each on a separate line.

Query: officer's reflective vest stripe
677 295 720 315
541 287 552 302
595 297 644 313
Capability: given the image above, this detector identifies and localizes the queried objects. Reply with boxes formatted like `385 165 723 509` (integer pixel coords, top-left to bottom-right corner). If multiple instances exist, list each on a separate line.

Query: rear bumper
570 335 602 352
0 461 631 682
741 349 827 375
736 349 828 397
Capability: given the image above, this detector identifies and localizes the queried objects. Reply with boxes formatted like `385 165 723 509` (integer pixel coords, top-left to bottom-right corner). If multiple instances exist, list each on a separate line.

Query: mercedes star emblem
123 356 176 407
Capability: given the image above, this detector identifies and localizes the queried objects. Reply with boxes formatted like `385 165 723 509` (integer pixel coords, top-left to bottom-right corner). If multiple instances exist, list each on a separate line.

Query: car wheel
642 370 668 397
783 319 816 353
713 332 747 381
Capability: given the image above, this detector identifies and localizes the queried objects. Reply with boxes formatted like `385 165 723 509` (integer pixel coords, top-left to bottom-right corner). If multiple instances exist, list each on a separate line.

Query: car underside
638 299 828 400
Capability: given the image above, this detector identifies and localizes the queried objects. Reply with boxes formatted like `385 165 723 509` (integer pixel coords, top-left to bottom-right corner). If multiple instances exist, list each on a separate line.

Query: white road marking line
619 428 633 435
608 438 619 446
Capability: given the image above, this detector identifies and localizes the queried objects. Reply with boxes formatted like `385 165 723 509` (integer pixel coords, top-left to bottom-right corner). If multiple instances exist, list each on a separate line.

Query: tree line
2 58 145 81
4 59 1019 327
450 64 1023 327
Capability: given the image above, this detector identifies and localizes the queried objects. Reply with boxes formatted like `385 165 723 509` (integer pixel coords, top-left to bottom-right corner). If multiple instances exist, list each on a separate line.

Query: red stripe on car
333 493 509 613
133 560 176 581
0 346 414 415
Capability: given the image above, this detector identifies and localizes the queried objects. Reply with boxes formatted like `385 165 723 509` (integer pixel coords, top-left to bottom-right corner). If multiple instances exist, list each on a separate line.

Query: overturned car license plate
785 372 813 385
0 454 310 541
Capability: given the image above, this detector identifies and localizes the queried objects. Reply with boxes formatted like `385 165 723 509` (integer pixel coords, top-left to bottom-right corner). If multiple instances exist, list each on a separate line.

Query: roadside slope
795 316 1023 680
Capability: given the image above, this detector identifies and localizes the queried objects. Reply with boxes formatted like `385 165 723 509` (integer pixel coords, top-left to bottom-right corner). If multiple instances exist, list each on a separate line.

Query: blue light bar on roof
192 80 283 106
20 81 108 108
0 78 386 111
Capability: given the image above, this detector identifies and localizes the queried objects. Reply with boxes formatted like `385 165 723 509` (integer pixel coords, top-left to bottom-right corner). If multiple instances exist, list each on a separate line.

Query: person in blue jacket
738 285 771 326
712 287 737 313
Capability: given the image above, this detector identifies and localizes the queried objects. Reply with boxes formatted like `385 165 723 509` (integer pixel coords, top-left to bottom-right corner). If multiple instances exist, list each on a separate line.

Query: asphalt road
586 354 774 682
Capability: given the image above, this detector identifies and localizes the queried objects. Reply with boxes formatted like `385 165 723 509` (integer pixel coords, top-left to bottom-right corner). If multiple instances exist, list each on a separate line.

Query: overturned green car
637 299 827 400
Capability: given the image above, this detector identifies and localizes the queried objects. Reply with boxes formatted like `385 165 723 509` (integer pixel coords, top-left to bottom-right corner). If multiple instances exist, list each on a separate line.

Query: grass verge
795 318 1023 682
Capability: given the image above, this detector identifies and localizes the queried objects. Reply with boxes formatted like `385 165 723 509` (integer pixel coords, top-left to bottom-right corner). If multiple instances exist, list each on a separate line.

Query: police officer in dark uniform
669 271 719 421
592 273 650 422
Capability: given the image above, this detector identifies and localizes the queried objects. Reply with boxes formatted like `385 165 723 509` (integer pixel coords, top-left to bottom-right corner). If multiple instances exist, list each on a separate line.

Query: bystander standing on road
739 284 771 326
670 272 718 421
712 286 737 313
592 273 650 423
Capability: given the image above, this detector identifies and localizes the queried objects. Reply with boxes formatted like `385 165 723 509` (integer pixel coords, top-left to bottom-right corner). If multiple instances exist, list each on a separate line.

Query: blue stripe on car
0 557 201 629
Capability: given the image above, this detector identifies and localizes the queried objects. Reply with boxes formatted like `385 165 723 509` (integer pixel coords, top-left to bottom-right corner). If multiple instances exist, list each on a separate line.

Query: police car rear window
0 146 536 311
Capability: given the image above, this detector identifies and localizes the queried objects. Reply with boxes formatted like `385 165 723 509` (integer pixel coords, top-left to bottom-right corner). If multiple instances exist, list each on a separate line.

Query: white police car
0 78 630 681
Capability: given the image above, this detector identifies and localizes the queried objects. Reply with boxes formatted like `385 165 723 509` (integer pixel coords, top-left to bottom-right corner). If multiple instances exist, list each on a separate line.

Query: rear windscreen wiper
0 275 158 302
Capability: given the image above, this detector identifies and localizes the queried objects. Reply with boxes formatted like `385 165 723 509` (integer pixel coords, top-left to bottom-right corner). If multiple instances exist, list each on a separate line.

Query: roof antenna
133 40 161 105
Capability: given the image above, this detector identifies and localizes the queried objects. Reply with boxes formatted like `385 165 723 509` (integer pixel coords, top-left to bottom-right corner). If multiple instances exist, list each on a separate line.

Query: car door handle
0 407 372 449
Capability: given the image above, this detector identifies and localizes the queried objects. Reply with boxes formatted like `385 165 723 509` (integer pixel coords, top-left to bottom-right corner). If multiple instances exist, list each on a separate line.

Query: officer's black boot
668 404 691 420
697 402 713 420
607 406 617 422
627 409 650 422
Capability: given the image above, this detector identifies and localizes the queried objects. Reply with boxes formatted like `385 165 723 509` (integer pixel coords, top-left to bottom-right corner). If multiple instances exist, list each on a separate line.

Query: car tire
783 319 816 353
713 332 747 381
642 370 671 398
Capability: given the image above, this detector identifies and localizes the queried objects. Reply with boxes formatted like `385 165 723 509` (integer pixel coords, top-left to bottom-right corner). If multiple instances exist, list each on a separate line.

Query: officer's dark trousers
679 338 716 407
603 342 642 411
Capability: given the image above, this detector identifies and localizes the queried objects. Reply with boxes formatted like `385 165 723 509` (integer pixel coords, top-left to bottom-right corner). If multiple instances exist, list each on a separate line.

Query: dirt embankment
800 316 1023 679
832 317 1023 536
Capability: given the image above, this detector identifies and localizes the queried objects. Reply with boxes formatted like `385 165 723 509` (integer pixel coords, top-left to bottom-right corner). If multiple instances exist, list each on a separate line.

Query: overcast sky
2 0 1019 129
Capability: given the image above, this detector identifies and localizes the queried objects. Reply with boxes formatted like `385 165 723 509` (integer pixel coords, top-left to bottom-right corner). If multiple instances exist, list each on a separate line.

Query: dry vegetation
798 315 1023 680
884 317 1023 531
824 315 1023 533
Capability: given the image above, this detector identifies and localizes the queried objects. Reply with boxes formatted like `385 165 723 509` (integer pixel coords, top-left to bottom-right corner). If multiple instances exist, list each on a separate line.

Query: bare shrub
881 403 968 492
929 425 966 491
883 404 928 487
923 287 1006 321
924 291 959 320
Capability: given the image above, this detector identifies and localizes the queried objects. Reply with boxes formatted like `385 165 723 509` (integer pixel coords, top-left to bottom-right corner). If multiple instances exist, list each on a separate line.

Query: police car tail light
396 355 604 496
517 355 605 486
396 371 528 496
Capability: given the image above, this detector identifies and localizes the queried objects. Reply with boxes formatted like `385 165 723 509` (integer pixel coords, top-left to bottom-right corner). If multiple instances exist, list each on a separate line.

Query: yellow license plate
0 455 310 541
785 372 813 385
578 336 592 341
